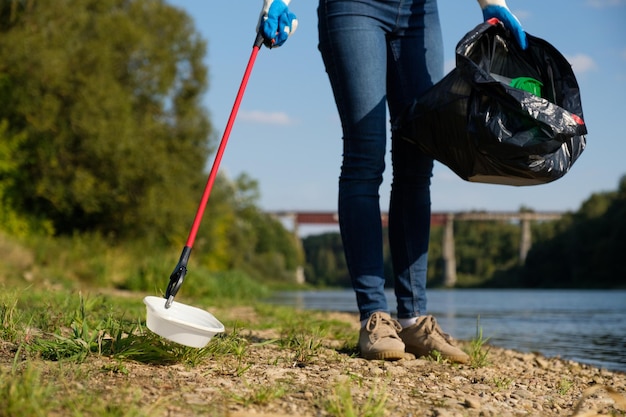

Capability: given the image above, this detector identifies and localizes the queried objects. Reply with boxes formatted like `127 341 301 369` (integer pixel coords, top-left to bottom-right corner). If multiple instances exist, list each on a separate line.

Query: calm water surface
264 289 626 373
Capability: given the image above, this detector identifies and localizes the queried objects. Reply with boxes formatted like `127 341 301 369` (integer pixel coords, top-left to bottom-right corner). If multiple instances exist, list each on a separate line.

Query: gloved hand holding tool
478 0 527 50
259 0 298 48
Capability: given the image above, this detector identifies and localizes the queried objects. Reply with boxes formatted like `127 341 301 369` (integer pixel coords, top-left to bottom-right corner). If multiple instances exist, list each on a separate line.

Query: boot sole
361 350 407 361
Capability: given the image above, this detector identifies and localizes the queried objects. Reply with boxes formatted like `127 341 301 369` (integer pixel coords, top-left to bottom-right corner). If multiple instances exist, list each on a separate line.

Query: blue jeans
318 0 443 320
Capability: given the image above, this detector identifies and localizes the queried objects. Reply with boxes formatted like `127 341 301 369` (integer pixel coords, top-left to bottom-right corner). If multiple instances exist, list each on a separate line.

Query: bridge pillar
442 213 457 287
519 217 532 264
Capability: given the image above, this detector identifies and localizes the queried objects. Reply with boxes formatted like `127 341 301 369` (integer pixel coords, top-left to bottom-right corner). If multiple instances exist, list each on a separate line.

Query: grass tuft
468 316 491 368
230 382 288 407
324 379 388 417
0 362 55 417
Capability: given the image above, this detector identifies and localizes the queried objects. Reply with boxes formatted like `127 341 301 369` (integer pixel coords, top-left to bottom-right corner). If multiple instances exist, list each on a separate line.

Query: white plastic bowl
143 296 225 348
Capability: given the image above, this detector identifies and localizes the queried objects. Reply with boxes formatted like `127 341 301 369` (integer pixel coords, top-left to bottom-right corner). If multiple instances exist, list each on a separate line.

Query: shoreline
265 288 626 375
2 300 625 416
164 307 626 416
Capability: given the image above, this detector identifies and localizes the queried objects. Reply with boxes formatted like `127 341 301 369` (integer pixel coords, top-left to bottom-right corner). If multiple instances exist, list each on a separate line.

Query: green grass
230 382 288 407
207 326 254 376
279 324 326 366
0 233 503 417
0 362 149 417
1 231 270 304
0 291 210 415
0 288 266 369
4 283 595 417
10 292 201 366
558 378 574 395
0 297 21 342
492 376 513 390
0 285 364 416
324 379 388 417
1 362 56 417
468 316 491 368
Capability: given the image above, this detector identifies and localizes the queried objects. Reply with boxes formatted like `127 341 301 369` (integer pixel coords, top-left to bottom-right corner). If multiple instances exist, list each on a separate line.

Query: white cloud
565 54 598 74
239 110 294 125
586 0 626 7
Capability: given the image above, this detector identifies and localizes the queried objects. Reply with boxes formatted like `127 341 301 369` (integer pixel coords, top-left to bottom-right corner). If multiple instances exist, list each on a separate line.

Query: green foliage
0 363 56 417
0 0 323 291
0 230 282 302
1 173 303 292
518 175 626 288
279 324 326 366
468 317 491 368
301 175 626 288
230 382 288 407
324 380 388 417
179 269 270 303
7 291 231 367
302 219 522 288
454 220 520 283
196 173 304 284
0 0 210 241
492 376 513 390
0 120 53 237
302 233 350 287
558 378 574 395
0 297 20 343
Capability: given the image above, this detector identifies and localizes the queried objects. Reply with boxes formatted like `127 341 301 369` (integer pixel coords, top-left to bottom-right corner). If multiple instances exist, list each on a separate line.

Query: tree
0 1 306 287
454 220 520 282
0 120 50 236
188 173 304 283
521 175 626 288
0 0 210 241
302 233 350 287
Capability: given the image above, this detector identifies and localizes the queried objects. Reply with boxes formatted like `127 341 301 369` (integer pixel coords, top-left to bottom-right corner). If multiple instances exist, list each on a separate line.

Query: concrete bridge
271 210 564 286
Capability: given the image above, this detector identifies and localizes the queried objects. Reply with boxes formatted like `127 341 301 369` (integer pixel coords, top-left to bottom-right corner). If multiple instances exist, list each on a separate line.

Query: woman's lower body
318 0 469 363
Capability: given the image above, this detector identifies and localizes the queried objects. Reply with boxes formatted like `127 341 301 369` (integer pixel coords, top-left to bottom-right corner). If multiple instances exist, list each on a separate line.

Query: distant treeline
302 176 626 289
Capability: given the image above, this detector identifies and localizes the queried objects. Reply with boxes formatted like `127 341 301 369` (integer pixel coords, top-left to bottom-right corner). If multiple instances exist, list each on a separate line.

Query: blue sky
167 1 626 220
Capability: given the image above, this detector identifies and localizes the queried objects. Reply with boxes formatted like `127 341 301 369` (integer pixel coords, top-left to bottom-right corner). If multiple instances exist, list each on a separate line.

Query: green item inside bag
510 77 543 97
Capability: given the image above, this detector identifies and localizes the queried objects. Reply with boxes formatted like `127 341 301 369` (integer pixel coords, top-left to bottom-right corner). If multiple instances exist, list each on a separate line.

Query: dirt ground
3 307 625 417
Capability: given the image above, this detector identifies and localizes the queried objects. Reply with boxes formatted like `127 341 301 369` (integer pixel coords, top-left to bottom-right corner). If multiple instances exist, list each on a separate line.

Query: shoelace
420 315 455 345
366 313 402 338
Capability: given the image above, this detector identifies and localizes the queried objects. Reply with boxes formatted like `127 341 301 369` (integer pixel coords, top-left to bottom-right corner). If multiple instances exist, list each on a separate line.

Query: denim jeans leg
319 0 390 320
318 0 443 321
389 140 435 318
386 0 443 318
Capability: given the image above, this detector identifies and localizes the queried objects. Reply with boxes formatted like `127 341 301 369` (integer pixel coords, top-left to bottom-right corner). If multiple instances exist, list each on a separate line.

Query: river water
264 289 626 373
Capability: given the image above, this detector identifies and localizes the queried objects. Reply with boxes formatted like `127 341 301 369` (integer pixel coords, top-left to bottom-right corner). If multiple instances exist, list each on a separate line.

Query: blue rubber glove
479 0 528 50
259 0 298 48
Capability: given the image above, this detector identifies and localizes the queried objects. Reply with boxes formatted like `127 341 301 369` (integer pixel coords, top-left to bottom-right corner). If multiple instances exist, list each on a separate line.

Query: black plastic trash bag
396 19 587 186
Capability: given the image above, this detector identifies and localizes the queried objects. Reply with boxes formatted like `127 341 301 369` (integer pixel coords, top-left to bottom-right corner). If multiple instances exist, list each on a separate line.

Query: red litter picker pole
164 33 265 308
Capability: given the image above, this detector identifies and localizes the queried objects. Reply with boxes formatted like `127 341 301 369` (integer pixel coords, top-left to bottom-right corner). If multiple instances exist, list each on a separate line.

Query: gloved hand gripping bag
397 20 587 186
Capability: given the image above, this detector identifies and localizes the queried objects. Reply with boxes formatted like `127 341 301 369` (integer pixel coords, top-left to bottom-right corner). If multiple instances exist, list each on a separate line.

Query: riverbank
164 308 626 417
265 289 626 373
2 298 624 417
